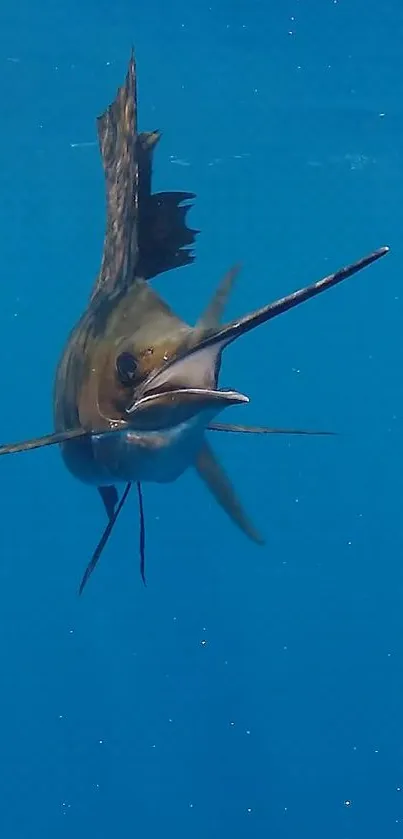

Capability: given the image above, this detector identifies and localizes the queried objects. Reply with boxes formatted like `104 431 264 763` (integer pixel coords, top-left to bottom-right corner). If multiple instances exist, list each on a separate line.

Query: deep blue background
0 1 402 836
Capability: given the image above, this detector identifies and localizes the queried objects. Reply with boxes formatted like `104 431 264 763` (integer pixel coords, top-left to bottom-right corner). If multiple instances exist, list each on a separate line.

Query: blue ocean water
0 1 402 836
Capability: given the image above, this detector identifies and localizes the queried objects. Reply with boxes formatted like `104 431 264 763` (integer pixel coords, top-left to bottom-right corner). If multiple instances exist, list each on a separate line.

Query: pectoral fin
195 441 264 545
207 422 337 436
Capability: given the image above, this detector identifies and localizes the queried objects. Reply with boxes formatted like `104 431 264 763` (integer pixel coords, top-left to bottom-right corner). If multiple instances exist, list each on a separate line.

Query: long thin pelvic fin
79 482 132 595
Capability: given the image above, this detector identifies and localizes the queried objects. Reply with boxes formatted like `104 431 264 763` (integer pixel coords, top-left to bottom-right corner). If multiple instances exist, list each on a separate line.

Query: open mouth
125 387 249 431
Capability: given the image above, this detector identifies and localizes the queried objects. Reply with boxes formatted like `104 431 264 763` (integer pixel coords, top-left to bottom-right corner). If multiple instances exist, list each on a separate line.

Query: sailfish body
0 50 389 592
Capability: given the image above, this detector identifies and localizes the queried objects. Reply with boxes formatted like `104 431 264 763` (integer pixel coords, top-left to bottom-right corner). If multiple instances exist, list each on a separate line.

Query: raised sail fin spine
91 51 139 300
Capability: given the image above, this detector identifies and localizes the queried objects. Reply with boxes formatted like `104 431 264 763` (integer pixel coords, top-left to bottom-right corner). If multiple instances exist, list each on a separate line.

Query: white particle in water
344 799 352 807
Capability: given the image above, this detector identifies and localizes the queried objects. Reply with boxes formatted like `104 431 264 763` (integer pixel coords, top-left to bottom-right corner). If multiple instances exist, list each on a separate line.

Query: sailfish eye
116 351 138 385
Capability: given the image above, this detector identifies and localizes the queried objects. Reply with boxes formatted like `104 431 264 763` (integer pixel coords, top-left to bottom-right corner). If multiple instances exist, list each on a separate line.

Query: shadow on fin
137 186 198 280
136 129 198 280
98 485 119 520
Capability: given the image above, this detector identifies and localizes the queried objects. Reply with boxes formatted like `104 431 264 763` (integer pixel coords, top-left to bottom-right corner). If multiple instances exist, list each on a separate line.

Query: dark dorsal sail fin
91 51 198 302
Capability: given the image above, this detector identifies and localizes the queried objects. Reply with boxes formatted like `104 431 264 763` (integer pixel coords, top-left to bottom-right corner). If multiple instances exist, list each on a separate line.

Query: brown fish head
66 280 249 486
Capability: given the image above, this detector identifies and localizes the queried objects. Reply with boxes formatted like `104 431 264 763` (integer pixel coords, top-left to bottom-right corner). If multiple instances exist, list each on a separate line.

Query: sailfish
0 51 389 593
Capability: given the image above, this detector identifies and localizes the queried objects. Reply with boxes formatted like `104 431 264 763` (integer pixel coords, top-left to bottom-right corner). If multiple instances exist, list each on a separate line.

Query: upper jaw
125 387 249 432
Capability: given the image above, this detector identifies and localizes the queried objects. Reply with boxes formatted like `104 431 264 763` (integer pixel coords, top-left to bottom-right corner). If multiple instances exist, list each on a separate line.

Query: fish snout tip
228 390 249 405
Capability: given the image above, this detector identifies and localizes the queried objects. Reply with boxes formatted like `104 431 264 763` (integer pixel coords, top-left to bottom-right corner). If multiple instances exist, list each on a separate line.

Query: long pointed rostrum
137 246 389 395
